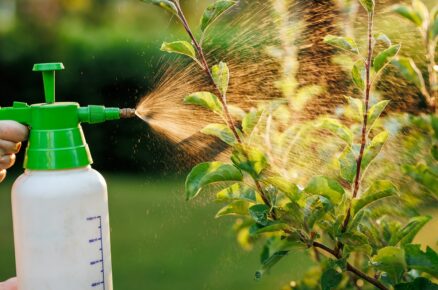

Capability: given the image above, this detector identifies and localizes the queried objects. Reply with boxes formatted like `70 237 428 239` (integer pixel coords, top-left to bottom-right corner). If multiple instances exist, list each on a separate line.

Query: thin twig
336 11 375 256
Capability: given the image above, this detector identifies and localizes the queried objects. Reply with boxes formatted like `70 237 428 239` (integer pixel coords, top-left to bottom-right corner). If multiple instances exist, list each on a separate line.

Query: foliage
391 0 438 112
141 1 438 290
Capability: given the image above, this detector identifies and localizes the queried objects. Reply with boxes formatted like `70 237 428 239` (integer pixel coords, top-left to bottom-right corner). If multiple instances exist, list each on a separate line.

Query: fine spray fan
0 63 135 290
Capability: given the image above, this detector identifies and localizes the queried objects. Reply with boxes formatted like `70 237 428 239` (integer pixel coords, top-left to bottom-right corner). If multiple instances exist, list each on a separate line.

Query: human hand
0 277 17 290
0 121 28 183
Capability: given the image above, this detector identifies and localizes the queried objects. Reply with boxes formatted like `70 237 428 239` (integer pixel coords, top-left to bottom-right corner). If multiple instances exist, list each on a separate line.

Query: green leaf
242 108 262 135
361 131 389 172
404 164 438 195
200 0 237 32
321 268 343 290
319 118 353 144
305 176 345 205
352 180 398 216
161 41 199 63
373 44 401 73
395 277 438 290
141 0 178 15
405 244 438 278
368 100 390 131
227 105 246 119
323 35 359 53
391 4 423 26
431 17 438 40
432 144 438 161
185 162 243 200
432 116 438 139
262 176 301 201
211 62 230 96
216 183 256 202
252 223 290 235
352 60 366 90
339 146 357 184
184 92 223 113
346 96 364 121
390 216 432 246
358 0 375 12
231 145 268 178
374 33 392 47
371 246 406 285
340 231 372 255
215 200 249 218
255 250 289 280
249 204 270 226
304 195 333 229
412 0 429 25
201 123 236 145
392 57 427 94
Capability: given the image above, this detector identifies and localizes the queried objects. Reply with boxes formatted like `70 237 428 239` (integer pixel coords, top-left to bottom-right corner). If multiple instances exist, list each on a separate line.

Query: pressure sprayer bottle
0 63 135 290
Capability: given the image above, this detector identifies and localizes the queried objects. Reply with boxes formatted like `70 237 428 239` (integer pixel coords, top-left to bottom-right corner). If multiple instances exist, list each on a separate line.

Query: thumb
0 277 17 290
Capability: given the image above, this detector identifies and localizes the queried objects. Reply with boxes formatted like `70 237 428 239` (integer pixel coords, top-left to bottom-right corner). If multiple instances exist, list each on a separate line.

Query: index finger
0 121 28 143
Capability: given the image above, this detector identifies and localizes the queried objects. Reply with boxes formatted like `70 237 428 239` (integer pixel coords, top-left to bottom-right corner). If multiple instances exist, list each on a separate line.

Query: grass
0 174 312 290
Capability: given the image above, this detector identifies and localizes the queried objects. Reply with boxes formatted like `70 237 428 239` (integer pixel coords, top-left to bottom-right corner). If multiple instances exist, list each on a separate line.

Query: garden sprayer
0 63 135 290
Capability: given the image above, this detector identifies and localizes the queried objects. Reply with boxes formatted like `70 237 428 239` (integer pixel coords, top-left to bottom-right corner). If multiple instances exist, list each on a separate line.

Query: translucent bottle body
11 166 113 290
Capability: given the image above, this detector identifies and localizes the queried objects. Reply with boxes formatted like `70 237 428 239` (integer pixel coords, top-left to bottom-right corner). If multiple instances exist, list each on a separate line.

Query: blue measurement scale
87 216 106 289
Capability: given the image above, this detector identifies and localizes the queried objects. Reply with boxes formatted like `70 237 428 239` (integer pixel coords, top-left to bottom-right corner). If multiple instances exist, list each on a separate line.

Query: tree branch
312 242 389 290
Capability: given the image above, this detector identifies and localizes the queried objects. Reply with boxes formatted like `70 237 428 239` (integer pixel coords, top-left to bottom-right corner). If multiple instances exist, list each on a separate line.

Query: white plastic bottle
0 63 133 290
12 166 113 290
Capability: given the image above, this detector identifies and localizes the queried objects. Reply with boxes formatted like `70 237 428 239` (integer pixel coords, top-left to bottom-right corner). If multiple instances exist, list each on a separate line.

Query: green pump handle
0 62 135 170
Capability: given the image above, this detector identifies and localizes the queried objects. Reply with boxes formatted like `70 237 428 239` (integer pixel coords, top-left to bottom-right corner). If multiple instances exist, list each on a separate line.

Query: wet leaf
141 0 178 15
390 216 432 246
249 204 270 226
405 244 438 278
200 0 238 32
231 145 268 178
216 183 257 202
242 108 262 135
371 246 406 285
184 92 223 113
358 0 375 12
361 131 389 172
352 180 398 215
255 250 289 280
305 176 345 204
392 57 427 94
212 62 230 96
339 146 357 184
216 200 249 218
185 162 243 200
161 41 198 62
391 4 423 26
323 35 359 53
252 223 290 235
321 268 342 290
201 123 236 145
304 195 333 229
374 33 392 47
319 118 353 144
368 100 390 131
262 176 301 201
373 44 401 73
352 60 366 90
395 277 438 290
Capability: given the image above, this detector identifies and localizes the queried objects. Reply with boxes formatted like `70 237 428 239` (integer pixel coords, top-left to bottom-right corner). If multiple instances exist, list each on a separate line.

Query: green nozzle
0 62 129 170
33 62 65 104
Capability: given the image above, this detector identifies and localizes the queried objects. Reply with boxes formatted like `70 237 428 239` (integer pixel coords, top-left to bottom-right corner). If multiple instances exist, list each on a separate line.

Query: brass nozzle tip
120 108 136 119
